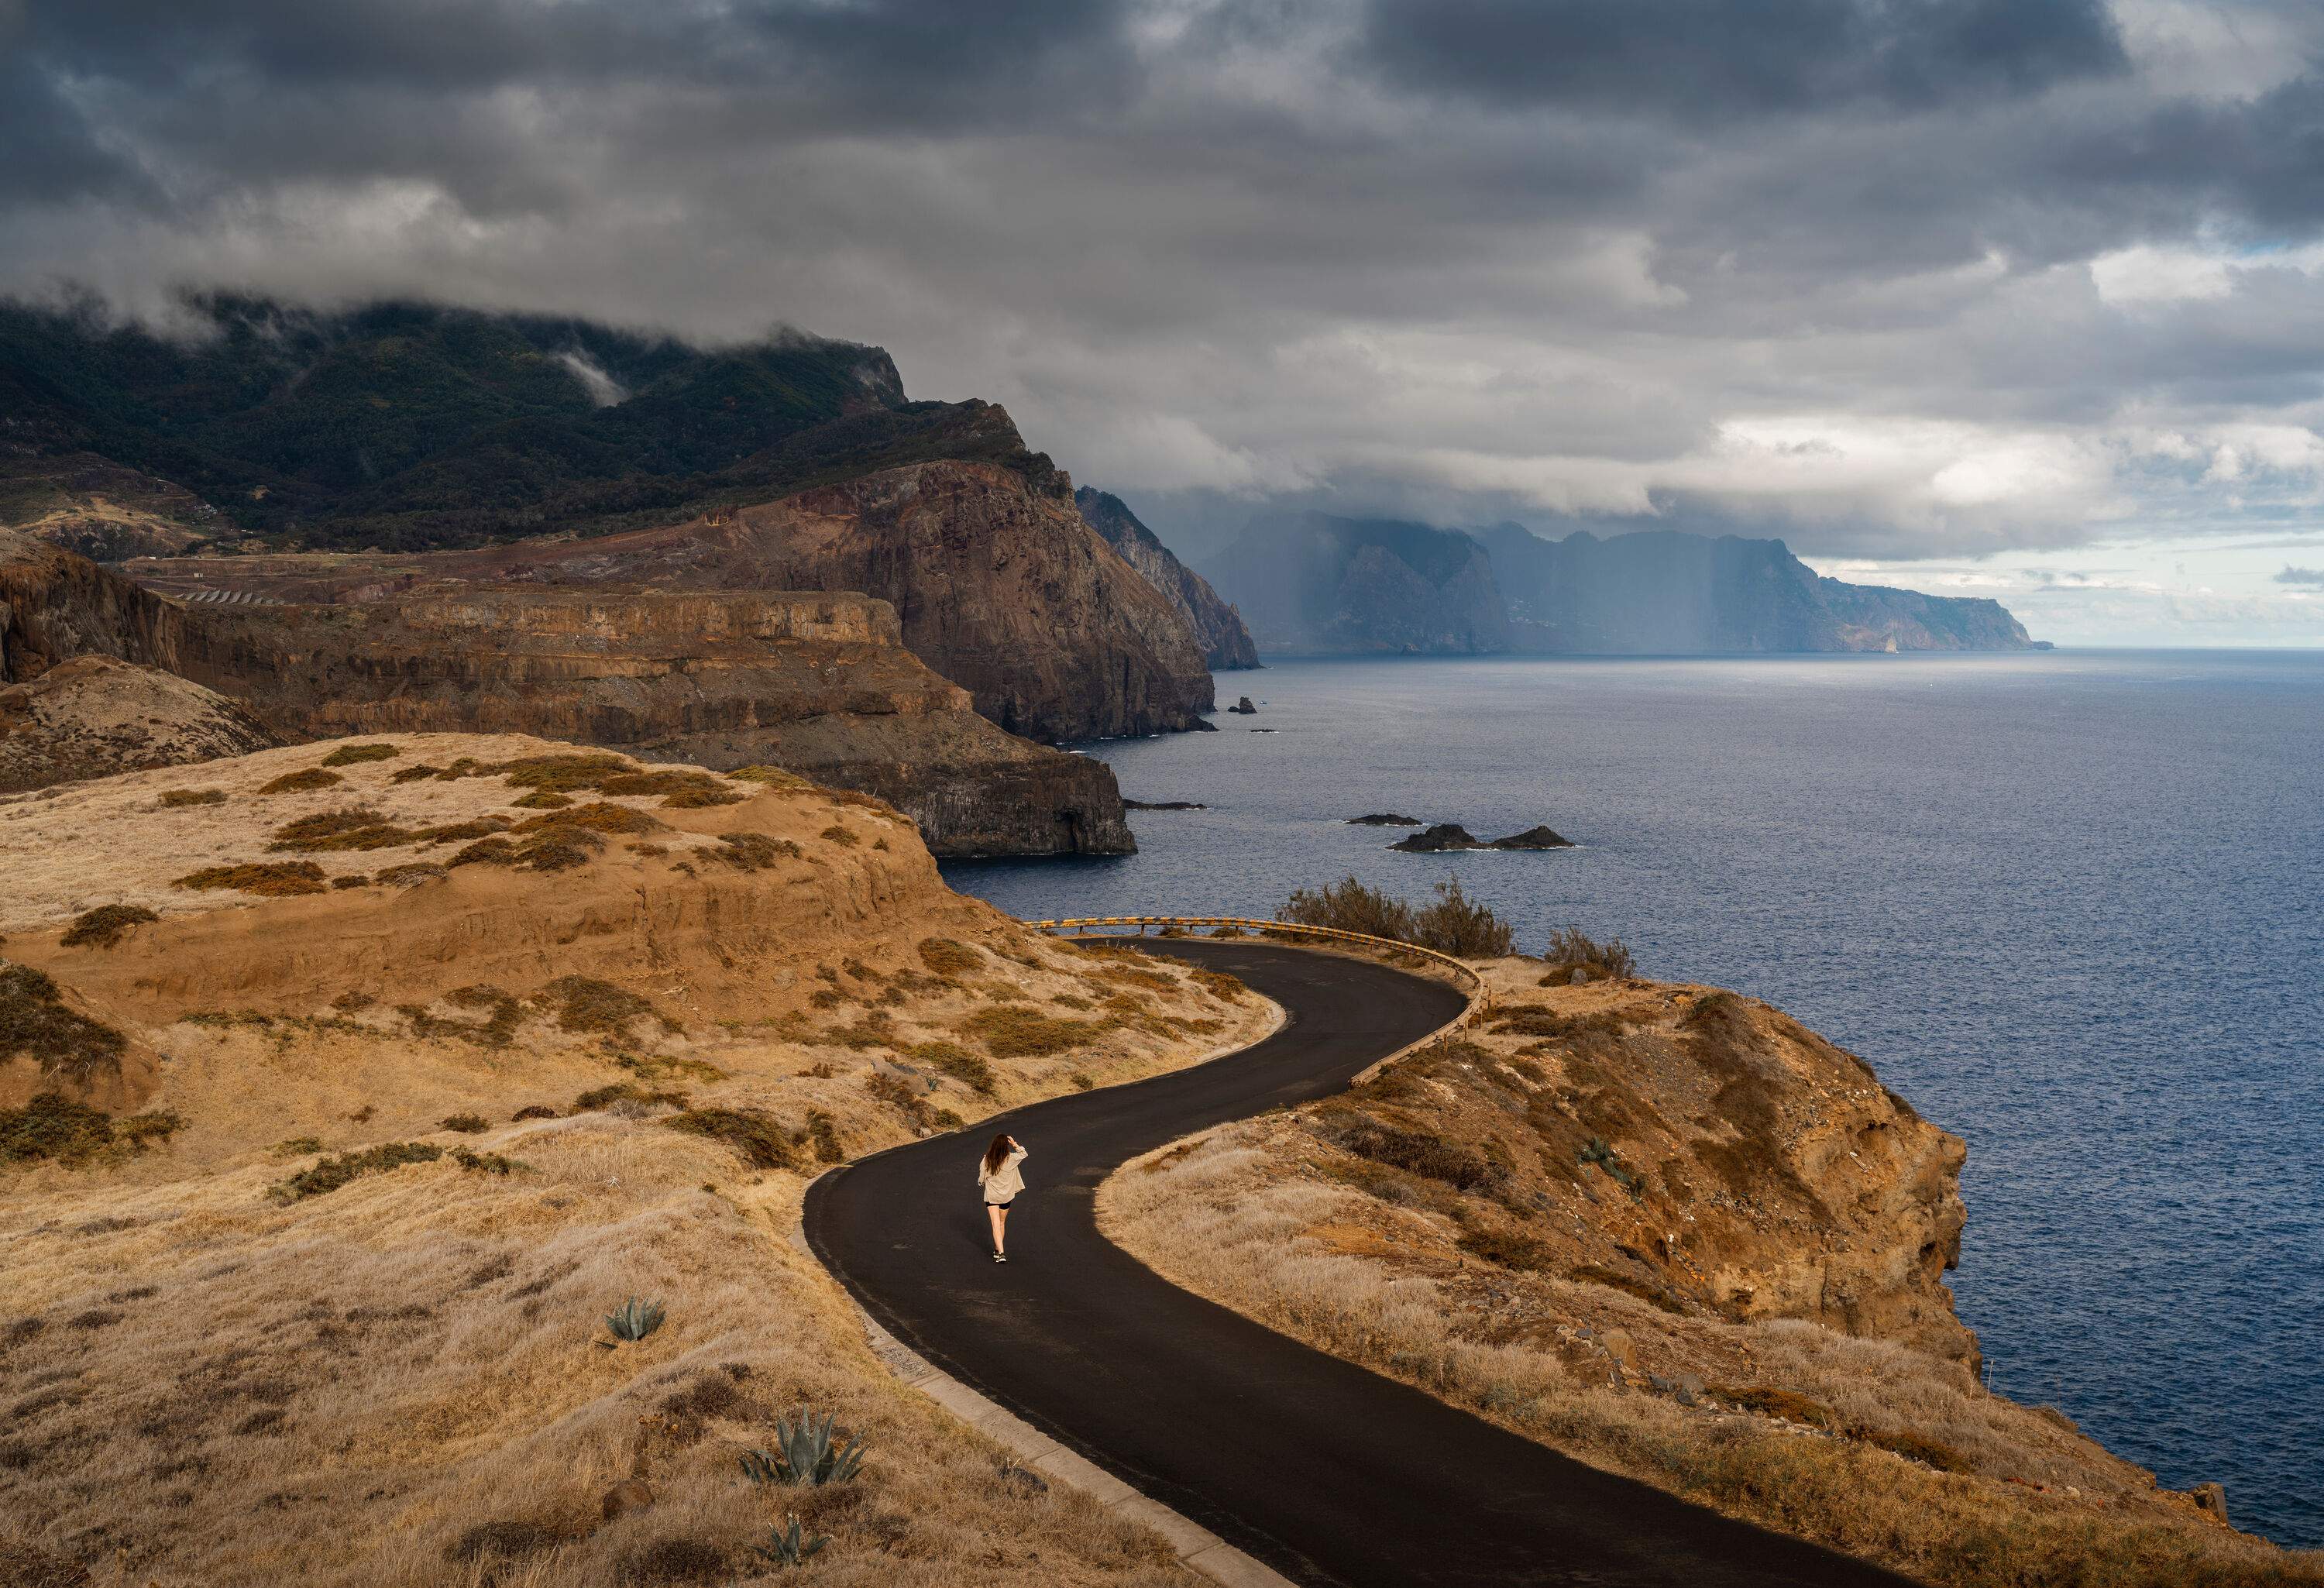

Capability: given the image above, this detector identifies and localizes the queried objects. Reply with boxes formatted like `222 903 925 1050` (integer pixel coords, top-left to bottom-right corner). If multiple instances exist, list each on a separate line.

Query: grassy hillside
0 296 1055 552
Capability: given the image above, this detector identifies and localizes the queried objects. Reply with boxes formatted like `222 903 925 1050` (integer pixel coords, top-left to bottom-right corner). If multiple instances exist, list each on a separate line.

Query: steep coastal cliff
1480 524 2040 653
1075 486 1259 670
1200 512 1509 654
121 452 1217 744
0 532 1133 855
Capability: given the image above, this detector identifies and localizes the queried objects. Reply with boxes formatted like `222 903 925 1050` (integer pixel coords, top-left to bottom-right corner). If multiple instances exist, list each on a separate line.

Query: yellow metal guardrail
1021 916 1489 1009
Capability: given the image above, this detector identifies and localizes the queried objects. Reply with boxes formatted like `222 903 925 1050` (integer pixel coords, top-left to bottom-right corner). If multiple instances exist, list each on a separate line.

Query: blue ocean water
944 650 2324 1547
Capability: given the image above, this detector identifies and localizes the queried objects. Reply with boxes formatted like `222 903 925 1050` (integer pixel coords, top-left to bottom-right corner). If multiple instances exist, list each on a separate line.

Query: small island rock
1389 823 1481 852
1489 826 1573 850
1227 696 1258 714
1347 813 1424 827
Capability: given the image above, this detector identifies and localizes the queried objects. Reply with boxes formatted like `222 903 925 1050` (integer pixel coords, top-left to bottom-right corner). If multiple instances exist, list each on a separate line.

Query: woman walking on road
978 1133 1028 1262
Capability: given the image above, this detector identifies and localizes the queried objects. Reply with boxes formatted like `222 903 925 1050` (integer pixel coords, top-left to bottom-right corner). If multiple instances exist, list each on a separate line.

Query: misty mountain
0 295 1061 552
1075 487 1259 669
1198 513 2039 655
1198 512 1508 655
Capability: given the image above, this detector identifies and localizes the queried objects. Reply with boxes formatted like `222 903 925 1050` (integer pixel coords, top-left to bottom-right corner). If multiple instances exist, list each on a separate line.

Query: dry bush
596 770 743 809
709 833 800 871
1314 1110 1501 1192
270 1141 445 1201
390 764 444 783
1 964 129 1081
320 743 401 767
58 904 159 949
440 1114 490 1134
961 1006 1095 1059
258 768 344 795
909 1040 996 1095
376 861 447 887
820 824 861 847
916 938 982 976
662 1108 794 1170
726 765 810 789
174 861 328 896
1190 968 1246 1002
1540 926 1638 983
545 977 681 1037
1279 876 1414 940
513 803 666 837
494 752 639 792
2 1093 182 1167
1410 878 1514 957
159 788 227 808
510 789 572 809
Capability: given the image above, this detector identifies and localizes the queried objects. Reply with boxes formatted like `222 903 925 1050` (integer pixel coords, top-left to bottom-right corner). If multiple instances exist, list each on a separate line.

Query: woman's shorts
984 1193 1015 1208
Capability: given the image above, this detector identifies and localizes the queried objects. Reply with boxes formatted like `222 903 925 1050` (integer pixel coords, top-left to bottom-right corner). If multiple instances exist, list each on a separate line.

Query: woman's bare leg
987 1203 1008 1256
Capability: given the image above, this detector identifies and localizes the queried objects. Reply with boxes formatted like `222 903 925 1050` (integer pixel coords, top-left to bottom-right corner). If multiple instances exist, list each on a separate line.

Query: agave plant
753 1517 829 1567
604 1295 665 1343
743 1408 867 1487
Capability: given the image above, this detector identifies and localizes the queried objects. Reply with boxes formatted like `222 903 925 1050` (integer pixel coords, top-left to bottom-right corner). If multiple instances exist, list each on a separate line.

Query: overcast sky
8 0 2324 643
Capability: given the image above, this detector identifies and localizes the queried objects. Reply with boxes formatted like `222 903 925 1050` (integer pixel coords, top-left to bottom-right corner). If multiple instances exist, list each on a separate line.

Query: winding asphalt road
803 940 1917 1588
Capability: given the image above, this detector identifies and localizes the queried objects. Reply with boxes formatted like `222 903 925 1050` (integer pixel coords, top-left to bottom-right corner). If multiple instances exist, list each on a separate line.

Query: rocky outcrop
125 453 1219 744
1385 821 1572 851
0 655 282 793
1200 513 1509 655
1346 813 1422 826
0 534 1133 856
1075 487 1259 670
1477 524 2041 653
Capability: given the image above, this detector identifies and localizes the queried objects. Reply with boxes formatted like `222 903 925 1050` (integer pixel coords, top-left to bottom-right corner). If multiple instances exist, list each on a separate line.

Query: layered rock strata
1075 486 1258 670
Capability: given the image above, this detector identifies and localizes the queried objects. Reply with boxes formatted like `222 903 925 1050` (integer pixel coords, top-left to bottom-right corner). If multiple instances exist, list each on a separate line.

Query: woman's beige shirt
977 1145 1029 1203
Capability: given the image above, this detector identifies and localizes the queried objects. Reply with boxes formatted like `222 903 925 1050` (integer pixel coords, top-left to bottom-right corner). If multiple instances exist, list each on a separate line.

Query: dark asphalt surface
803 940 1919 1588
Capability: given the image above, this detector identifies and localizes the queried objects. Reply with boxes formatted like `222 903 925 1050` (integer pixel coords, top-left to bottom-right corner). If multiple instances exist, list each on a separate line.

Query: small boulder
1597 1328 1639 1372
1389 823 1482 853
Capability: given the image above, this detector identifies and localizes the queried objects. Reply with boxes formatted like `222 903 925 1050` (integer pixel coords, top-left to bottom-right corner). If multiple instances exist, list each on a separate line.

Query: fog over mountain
8 0 2324 641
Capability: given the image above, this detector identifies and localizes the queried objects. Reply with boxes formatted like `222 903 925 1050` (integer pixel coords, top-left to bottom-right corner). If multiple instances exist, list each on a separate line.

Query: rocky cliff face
1199 512 1509 655
1479 524 2040 653
124 452 1219 744
0 655 281 794
1075 486 1259 670
0 533 1133 856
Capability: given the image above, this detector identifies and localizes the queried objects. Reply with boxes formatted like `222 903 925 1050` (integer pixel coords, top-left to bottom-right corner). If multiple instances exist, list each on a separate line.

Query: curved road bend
804 940 1916 1588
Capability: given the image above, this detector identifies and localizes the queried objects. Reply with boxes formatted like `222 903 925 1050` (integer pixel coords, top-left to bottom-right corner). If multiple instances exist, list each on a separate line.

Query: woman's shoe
992 1253 1007 1263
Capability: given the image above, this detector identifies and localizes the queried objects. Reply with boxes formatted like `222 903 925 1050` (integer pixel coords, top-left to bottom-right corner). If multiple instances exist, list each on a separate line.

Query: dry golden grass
2 734 1284 1583
1101 961 2323 1588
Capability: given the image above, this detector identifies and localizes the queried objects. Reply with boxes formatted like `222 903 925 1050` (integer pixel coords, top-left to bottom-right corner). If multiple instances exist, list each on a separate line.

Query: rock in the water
1488 825 1573 850
1346 813 1423 826
1125 799 1207 810
1227 696 1258 714
1389 823 1481 852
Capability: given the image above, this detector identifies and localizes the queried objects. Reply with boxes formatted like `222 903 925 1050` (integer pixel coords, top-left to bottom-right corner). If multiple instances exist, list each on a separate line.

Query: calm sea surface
944 650 2324 1547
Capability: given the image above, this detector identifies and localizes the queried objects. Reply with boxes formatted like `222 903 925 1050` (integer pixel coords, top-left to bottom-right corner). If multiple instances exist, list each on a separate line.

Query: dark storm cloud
1360 0 2128 122
6 0 2324 589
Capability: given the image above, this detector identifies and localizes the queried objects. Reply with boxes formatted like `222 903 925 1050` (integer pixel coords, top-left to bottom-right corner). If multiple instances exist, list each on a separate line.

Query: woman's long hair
982 1133 1014 1177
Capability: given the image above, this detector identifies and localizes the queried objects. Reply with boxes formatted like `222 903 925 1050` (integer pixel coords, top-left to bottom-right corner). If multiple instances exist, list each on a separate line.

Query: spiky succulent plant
752 1516 828 1566
603 1295 665 1342
742 1408 866 1487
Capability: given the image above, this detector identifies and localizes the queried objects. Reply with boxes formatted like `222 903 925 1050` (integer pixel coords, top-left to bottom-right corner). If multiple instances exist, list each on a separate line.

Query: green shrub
439 1113 489 1134
1 964 129 1082
59 904 160 949
451 1146 525 1176
753 1517 829 1567
605 1295 665 1342
742 1409 866 1487
320 743 400 766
